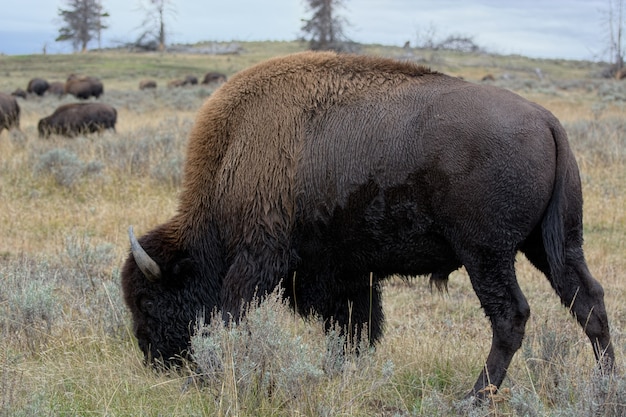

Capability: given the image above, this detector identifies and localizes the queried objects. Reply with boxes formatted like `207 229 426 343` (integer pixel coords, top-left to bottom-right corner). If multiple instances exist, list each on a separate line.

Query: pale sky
0 0 613 61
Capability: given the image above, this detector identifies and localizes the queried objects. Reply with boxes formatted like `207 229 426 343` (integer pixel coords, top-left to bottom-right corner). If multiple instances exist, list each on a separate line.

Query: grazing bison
47 81 66 97
65 74 104 99
167 79 186 88
0 92 20 133
38 102 116 138
11 88 27 99
183 75 198 85
122 51 614 399
201 71 227 85
139 79 157 90
27 77 49 96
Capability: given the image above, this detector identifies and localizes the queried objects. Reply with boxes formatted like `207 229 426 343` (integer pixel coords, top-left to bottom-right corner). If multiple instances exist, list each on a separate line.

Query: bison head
122 226 219 368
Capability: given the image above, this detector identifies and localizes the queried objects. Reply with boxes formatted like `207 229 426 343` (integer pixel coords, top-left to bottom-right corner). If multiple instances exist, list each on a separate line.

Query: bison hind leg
521 230 614 371
462 252 530 399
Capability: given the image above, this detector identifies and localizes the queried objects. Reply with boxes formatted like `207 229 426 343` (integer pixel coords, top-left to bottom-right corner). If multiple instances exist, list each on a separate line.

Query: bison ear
164 258 196 288
172 258 195 279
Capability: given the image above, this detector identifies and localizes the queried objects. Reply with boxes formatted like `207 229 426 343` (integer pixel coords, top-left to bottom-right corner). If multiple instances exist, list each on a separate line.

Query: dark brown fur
0 92 20 133
38 102 116 138
121 51 613 400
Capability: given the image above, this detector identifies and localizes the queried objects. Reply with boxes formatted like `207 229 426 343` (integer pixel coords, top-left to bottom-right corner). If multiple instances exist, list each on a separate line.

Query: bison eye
139 297 154 314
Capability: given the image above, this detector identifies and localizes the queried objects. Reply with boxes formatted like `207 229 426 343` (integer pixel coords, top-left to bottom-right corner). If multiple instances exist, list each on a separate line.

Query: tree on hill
603 0 624 76
135 0 177 52
300 0 352 51
56 0 109 52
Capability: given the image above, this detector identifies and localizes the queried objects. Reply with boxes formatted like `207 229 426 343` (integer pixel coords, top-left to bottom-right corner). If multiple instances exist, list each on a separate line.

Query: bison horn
128 225 161 281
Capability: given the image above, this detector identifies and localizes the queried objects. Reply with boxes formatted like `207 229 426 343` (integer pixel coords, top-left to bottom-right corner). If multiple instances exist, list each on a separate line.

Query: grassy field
0 41 625 416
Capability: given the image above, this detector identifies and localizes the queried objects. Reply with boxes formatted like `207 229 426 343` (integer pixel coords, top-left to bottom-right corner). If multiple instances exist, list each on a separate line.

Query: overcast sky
0 0 613 61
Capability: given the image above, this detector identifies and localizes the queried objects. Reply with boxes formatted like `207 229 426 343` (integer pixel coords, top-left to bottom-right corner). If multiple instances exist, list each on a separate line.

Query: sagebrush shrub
34 148 102 188
191 286 395 414
0 257 60 352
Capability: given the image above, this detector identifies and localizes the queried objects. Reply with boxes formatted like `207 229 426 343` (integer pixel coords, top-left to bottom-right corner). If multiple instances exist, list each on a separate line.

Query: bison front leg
465 256 530 400
322 279 385 349
219 249 290 321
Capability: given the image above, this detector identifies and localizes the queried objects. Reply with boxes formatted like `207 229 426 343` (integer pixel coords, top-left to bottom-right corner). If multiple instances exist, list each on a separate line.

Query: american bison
27 77 49 96
65 74 104 99
201 71 227 85
47 81 66 97
139 79 157 90
122 51 614 399
11 88 27 99
38 102 116 138
167 79 186 88
183 75 198 85
0 92 20 133
167 77 198 88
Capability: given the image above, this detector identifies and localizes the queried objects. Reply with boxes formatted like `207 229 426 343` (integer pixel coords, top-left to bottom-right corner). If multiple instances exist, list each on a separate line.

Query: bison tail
541 125 569 281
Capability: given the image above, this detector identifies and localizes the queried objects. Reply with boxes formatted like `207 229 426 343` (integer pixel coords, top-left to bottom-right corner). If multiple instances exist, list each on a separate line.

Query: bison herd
0 70 227 138
0 74 114 138
141 71 227 90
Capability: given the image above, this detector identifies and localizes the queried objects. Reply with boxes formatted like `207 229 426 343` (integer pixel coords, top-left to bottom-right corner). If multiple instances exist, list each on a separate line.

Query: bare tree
135 0 176 51
301 0 351 51
56 0 109 53
604 0 624 75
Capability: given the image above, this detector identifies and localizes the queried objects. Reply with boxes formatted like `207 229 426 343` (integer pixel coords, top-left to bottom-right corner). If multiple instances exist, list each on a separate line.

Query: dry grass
0 41 624 416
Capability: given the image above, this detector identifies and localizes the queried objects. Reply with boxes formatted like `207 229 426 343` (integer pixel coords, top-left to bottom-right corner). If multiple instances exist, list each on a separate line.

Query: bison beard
121 51 614 400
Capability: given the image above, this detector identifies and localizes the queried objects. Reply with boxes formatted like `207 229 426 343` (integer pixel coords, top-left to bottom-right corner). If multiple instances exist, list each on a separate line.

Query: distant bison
122 51 613 400
184 75 198 85
65 74 104 99
27 78 50 96
11 88 27 99
38 102 116 138
139 80 157 90
167 79 186 88
0 92 20 133
201 71 227 85
47 81 66 97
